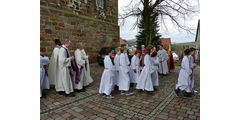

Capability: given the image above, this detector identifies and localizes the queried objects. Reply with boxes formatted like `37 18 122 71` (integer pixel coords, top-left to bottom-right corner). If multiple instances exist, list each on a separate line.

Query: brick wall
40 0 119 63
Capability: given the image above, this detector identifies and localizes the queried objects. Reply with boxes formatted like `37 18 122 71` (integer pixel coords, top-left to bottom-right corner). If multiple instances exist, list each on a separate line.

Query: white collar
62 45 68 49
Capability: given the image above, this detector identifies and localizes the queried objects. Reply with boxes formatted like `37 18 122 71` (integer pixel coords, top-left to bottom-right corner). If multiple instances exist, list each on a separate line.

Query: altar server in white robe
157 45 169 76
80 44 94 87
121 44 130 66
130 50 140 84
113 48 121 86
40 54 50 98
136 46 155 94
189 47 197 93
175 49 192 98
55 40 75 97
48 39 61 86
150 51 159 88
99 48 115 99
119 48 134 95
73 43 86 92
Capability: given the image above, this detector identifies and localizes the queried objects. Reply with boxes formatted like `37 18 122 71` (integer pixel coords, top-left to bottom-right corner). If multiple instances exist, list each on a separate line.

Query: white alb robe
125 53 130 65
175 56 192 92
130 55 140 83
99 56 114 95
119 53 131 91
151 56 159 86
40 56 50 97
55 45 74 94
48 47 60 85
157 49 169 74
73 49 86 90
136 54 154 91
188 55 195 91
113 54 120 86
80 49 93 86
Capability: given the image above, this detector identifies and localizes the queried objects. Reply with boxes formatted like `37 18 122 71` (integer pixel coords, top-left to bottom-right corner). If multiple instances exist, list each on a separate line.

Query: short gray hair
63 39 70 44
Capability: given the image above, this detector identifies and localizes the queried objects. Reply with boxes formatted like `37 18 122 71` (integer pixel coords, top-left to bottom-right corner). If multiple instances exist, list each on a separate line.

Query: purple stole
140 49 146 66
84 52 88 71
73 56 84 84
139 49 146 57
63 47 76 77
190 68 194 93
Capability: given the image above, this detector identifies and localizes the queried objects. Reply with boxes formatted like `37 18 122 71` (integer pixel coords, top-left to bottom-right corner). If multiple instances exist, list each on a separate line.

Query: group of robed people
99 44 178 98
40 39 93 98
175 45 197 98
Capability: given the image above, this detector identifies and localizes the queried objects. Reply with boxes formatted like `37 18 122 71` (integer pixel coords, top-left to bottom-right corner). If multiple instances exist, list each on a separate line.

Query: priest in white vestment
79 44 93 87
55 40 75 97
73 43 86 91
48 39 61 86
40 54 50 98
99 49 115 98
157 45 169 75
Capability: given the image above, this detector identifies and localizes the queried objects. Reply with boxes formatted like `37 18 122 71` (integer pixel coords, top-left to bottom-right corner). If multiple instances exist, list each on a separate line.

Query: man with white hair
79 43 93 87
73 42 87 92
158 45 169 76
55 39 75 97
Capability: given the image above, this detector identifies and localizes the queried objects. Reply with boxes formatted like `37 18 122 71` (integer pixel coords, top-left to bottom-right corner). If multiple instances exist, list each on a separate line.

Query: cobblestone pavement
41 63 200 120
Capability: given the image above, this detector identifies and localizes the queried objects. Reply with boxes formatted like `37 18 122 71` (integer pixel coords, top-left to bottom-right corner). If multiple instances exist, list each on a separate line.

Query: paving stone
139 110 150 115
181 106 191 111
72 107 83 112
157 114 168 119
187 111 194 115
189 115 197 119
115 115 126 120
72 118 80 120
177 116 184 120
94 117 105 120
41 66 200 120
46 118 54 120
123 114 132 118
169 110 177 115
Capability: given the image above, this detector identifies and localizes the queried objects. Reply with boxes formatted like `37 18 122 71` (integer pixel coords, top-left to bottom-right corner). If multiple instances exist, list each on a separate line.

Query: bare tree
119 0 199 46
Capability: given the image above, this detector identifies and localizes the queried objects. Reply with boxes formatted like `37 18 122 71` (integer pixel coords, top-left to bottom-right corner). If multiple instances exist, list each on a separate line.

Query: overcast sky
118 0 200 43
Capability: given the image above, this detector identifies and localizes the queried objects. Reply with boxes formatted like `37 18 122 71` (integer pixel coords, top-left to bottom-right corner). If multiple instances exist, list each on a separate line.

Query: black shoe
124 91 134 96
147 91 154 95
130 83 134 87
114 85 119 90
174 88 180 97
40 95 46 99
104 95 114 99
137 89 143 93
58 91 65 95
101 93 106 97
79 88 86 92
65 93 75 97
184 91 192 98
